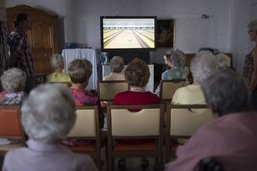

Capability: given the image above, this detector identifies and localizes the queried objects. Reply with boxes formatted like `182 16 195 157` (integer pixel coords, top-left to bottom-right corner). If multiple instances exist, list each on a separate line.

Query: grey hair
248 19 257 31
0 68 26 92
21 84 76 143
109 56 124 73
201 69 251 116
50 54 64 70
216 53 231 69
170 49 185 67
190 51 219 83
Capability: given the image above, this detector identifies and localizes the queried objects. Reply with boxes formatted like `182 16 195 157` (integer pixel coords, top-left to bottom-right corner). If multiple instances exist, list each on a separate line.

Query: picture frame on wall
156 19 175 48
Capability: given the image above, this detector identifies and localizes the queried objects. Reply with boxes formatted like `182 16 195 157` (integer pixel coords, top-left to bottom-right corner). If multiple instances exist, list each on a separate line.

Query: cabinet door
7 5 59 75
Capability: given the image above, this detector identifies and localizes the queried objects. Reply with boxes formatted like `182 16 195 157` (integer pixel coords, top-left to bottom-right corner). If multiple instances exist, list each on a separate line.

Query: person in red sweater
113 58 159 105
113 58 160 169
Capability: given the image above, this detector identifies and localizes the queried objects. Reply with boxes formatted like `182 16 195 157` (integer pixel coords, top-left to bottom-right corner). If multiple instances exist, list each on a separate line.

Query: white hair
216 53 231 69
109 56 124 73
50 54 64 70
0 68 26 92
190 51 219 83
21 84 76 143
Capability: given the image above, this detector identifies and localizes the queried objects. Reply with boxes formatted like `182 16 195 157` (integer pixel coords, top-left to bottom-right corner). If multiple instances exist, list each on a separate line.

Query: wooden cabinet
0 0 4 8
6 5 59 75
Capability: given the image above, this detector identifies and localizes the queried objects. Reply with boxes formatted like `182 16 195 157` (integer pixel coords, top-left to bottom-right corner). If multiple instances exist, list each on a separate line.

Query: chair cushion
113 141 157 151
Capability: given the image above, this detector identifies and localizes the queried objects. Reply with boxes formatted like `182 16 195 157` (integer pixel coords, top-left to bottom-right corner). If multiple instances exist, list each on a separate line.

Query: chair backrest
107 104 164 137
97 80 129 101
167 104 214 137
160 79 188 102
68 106 99 138
0 106 24 139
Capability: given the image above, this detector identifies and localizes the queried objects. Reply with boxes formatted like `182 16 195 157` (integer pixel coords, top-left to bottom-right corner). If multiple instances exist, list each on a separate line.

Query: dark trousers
24 76 35 94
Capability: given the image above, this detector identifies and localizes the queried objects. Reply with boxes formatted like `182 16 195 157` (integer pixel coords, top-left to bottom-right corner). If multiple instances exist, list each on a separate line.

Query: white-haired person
46 54 71 84
165 69 257 171
155 49 189 94
2 84 97 171
103 56 125 81
216 53 231 69
172 50 219 104
0 68 27 105
243 19 257 111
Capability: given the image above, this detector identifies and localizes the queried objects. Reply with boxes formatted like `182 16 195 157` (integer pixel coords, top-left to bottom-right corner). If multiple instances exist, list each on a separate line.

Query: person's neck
17 25 28 32
130 86 145 92
71 83 86 91
55 68 63 73
193 80 201 85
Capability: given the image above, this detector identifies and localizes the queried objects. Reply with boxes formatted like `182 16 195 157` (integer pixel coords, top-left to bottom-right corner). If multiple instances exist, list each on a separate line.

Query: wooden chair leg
96 153 102 170
107 150 113 171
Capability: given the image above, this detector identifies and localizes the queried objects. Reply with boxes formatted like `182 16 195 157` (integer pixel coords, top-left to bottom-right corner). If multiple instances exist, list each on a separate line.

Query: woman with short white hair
2 84 97 171
103 56 125 80
0 67 27 105
46 54 71 83
216 53 231 69
172 51 219 104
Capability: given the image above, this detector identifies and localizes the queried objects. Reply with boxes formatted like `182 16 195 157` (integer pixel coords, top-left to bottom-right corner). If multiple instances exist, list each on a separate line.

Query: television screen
100 16 156 51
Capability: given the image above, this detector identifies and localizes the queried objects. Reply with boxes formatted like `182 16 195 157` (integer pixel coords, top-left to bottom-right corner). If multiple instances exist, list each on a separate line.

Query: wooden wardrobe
6 5 59 76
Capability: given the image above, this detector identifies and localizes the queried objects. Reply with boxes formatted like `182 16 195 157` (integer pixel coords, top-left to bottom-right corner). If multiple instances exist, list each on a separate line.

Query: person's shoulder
71 152 93 162
47 72 70 82
143 91 160 102
115 91 130 97
46 72 55 81
197 112 257 134
146 91 159 97
4 147 28 160
71 153 97 170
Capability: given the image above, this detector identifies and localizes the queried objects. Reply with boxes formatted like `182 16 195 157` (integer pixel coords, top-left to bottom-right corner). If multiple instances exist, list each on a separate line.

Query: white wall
5 0 257 72
74 0 230 52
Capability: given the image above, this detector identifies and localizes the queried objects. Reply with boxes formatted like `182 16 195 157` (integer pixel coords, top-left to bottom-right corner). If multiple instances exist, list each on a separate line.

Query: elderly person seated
103 56 125 80
47 54 71 84
113 58 159 105
216 53 231 69
68 59 103 128
0 68 27 105
172 51 219 104
155 49 189 94
165 69 257 171
2 84 97 171
113 58 160 168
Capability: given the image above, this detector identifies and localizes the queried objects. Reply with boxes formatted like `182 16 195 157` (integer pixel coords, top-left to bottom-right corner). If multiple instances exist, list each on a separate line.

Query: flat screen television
100 16 157 51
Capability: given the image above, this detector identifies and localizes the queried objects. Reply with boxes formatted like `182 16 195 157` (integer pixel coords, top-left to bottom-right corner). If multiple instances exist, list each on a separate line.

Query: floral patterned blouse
243 50 254 84
0 91 26 105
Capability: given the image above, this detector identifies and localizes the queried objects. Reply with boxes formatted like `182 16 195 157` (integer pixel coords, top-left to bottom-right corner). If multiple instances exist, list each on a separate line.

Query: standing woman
243 19 257 111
